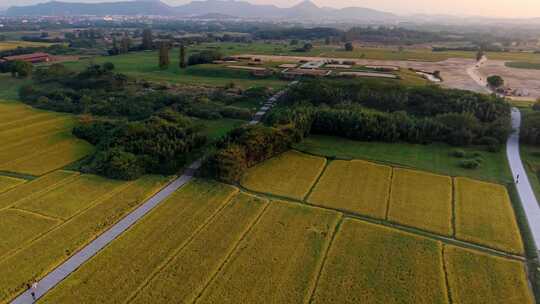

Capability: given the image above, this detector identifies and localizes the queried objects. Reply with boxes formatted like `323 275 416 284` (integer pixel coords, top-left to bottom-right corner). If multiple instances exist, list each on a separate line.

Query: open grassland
0 174 169 304
311 219 448 304
197 201 341 304
454 177 524 255
0 209 60 258
0 102 94 176
0 170 78 210
388 168 453 236
0 176 25 194
241 150 326 200
14 174 125 220
130 193 268 304
0 41 53 51
307 159 392 219
295 135 512 184
63 50 288 89
197 118 245 142
39 180 237 304
444 245 534 304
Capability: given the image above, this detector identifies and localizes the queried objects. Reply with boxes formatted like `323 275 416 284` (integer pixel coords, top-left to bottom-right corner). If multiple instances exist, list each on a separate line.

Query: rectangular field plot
0 139 94 176
197 201 341 304
311 219 448 304
130 193 268 304
0 170 78 210
454 177 524 254
0 175 169 303
241 150 326 200
15 174 126 220
0 176 25 194
307 160 392 219
0 209 59 258
444 245 533 304
39 180 237 304
387 168 453 235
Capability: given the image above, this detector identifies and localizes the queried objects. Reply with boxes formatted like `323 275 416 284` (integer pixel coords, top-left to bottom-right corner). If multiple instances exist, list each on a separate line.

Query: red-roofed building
2 53 52 64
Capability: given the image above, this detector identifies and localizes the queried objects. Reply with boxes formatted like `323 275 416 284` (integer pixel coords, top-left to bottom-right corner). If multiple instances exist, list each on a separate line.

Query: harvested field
0 41 53 51
307 159 392 219
387 168 453 235
0 170 78 210
197 201 341 304
0 209 59 258
454 177 524 254
15 174 125 220
39 180 237 304
0 176 25 194
311 219 448 304
444 245 533 304
0 175 169 304
241 150 326 200
130 193 268 304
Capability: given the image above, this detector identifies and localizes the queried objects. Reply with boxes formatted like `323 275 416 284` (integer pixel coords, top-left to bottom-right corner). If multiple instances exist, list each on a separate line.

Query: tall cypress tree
142 28 153 50
179 44 187 69
159 41 170 70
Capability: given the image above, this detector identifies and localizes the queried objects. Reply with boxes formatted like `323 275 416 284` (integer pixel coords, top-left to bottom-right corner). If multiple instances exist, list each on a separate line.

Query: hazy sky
2 0 540 18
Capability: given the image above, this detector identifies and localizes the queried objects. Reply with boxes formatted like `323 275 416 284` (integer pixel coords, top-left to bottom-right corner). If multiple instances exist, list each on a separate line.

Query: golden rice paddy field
0 171 169 304
240 150 326 200
0 102 94 176
454 177 524 255
387 168 453 236
0 175 25 194
307 159 392 219
36 180 534 304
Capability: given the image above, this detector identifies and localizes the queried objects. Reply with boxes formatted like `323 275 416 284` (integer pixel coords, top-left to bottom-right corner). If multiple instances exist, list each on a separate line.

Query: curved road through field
507 108 540 255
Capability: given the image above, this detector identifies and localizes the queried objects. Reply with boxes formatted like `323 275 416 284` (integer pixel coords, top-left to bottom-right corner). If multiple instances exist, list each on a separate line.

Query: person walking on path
30 281 38 301
516 174 520 184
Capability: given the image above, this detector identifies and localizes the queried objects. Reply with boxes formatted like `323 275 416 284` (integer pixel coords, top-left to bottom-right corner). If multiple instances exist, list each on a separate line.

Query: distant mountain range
5 0 398 22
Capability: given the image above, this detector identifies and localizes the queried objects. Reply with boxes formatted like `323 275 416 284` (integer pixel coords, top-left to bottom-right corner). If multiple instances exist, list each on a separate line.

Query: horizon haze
1 0 539 19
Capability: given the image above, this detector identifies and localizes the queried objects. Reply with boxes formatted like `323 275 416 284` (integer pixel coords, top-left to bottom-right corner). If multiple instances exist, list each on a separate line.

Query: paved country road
507 108 540 255
10 87 286 304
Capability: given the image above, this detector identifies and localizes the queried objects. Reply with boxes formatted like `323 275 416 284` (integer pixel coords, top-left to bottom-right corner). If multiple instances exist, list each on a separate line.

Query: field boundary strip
192 200 273 303
384 167 395 220
122 187 240 304
8 207 63 223
307 216 344 304
302 158 331 201
441 245 455 304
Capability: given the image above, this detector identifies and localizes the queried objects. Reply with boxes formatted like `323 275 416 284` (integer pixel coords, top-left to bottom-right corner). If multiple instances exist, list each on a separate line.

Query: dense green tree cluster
74 113 206 180
202 124 299 183
187 50 223 66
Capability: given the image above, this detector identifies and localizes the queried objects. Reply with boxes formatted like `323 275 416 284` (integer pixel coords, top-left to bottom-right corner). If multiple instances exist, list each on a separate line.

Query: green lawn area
506 61 540 70
0 74 30 101
62 50 288 89
197 118 245 142
294 135 512 184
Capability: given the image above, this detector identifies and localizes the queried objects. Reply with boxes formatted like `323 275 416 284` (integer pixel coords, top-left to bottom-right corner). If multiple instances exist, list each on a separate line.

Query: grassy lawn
62 50 288 89
294 135 512 184
506 61 540 70
518 108 540 200
197 118 245 142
